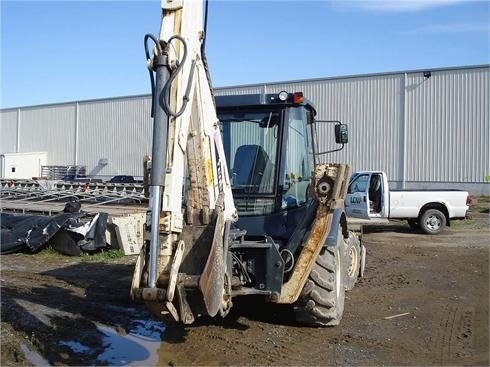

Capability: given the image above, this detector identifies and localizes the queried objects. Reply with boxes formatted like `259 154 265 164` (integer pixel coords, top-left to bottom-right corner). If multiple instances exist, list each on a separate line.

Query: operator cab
216 91 347 241
217 92 314 216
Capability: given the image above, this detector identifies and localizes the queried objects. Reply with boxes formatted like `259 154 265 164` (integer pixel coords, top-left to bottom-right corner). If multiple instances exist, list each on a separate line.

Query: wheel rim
347 246 358 278
425 214 442 231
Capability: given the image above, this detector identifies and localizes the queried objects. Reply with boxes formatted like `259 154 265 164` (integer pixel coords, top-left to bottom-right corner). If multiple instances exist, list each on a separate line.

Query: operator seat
232 145 272 190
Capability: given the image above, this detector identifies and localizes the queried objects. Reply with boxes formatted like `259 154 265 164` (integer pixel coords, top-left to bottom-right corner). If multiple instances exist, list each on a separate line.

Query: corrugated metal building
1 65 489 194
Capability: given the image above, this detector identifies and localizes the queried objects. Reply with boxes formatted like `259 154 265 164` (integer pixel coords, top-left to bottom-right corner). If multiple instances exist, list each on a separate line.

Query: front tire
294 233 345 326
420 209 446 235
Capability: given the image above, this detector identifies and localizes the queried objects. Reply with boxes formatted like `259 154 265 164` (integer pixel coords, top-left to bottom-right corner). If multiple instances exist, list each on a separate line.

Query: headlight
278 91 288 101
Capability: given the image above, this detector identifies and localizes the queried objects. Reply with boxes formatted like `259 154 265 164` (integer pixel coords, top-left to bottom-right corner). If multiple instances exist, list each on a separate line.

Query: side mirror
335 124 348 144
314 120 348 155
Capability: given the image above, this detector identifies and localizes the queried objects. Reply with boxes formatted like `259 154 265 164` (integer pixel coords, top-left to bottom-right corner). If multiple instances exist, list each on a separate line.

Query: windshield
219 110 279 195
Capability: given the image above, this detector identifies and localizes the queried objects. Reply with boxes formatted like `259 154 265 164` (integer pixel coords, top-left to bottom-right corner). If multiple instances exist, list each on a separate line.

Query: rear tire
343 231 360 291
294 232 345 326
420 209 446 235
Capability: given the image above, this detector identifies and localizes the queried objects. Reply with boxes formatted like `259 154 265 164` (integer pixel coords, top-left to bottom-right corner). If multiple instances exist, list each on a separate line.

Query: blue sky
1 0 489 108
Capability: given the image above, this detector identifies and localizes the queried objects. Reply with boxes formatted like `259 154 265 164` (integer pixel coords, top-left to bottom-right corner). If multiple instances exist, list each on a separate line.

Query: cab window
282 107 313 209
348 174 369 194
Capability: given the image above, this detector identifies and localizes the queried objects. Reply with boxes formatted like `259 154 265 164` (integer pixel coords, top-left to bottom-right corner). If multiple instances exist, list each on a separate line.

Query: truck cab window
348 174 369 193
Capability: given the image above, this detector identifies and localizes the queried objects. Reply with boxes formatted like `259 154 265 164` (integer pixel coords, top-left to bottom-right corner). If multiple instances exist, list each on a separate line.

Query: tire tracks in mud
161 319 344 366
431 304 476 365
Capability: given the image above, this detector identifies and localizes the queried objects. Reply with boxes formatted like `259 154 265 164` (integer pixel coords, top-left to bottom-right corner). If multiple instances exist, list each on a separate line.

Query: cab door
345 173 370 219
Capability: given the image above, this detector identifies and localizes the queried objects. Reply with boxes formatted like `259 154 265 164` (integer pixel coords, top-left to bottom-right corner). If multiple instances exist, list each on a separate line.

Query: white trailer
0 152 47 179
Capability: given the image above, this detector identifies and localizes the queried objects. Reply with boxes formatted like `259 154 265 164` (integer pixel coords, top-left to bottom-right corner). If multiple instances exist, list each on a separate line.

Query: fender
277 163 351 304
325 208 347 247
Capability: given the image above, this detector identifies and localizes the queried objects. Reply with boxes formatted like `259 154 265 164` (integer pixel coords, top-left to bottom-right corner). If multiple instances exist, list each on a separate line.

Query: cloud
333 0 468 12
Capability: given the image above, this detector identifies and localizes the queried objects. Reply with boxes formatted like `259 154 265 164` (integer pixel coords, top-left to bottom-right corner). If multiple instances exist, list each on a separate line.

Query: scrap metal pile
1 178 147 207
0 178 148 256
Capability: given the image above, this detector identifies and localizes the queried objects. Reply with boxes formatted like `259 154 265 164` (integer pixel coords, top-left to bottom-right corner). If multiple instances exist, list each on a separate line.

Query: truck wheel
343 231 360 291
294 232 345 326
407 219 419 230
420 209 446 235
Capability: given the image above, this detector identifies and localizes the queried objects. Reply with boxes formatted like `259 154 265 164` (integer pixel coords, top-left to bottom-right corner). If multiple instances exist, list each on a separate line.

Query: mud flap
360 243 366 277
199 210 225 317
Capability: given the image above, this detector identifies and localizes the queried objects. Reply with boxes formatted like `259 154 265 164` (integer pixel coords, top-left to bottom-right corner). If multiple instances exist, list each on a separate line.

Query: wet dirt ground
1 210 489 366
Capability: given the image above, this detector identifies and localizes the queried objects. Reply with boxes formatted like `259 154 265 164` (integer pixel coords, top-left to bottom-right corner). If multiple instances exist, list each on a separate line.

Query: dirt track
1 212 489 366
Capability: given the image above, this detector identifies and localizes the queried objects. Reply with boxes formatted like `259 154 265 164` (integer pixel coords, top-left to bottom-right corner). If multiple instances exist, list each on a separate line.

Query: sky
1 0 489 109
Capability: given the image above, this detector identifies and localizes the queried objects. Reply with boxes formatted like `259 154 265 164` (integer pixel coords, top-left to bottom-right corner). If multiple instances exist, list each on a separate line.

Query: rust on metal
132 287 167 302
277 163 351 304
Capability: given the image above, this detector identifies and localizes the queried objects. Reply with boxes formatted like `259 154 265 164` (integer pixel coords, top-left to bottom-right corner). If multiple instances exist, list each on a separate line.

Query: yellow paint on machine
206 159 214 185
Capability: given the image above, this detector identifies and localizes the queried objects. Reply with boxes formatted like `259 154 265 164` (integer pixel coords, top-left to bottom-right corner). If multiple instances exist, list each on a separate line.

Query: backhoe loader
131 0 365 326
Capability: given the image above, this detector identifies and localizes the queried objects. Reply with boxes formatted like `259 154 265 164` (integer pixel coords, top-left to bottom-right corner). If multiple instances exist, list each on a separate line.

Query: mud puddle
96 320 165 366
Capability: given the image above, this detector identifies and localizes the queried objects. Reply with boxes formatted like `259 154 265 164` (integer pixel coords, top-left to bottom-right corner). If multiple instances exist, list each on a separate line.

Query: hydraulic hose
201 0 217 107
144 34 162 118
144 34 194 118
160 35 193 118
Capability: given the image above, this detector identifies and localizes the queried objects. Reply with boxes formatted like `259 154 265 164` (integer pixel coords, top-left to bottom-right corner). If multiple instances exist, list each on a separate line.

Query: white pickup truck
345 171 471 234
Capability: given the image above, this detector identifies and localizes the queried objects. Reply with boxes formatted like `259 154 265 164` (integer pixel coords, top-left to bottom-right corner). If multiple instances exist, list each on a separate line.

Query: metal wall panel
217 74 404 181
215 67 489 193
405 67 490 183
215 85 265 96
77 96 152 177
2 65 488 193
18 104 76 165
0 109 18 153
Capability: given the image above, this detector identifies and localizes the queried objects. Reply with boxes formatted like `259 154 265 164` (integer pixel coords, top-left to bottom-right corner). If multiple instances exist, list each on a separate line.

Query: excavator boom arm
131 0 236 322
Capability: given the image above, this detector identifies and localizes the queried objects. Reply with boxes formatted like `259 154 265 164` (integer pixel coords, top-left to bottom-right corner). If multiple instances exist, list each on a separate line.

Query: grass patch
36 245 125 261
478 196 490 202
470 195 490 214
80 248 125 262
36 246 62 258
450 218 487 230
